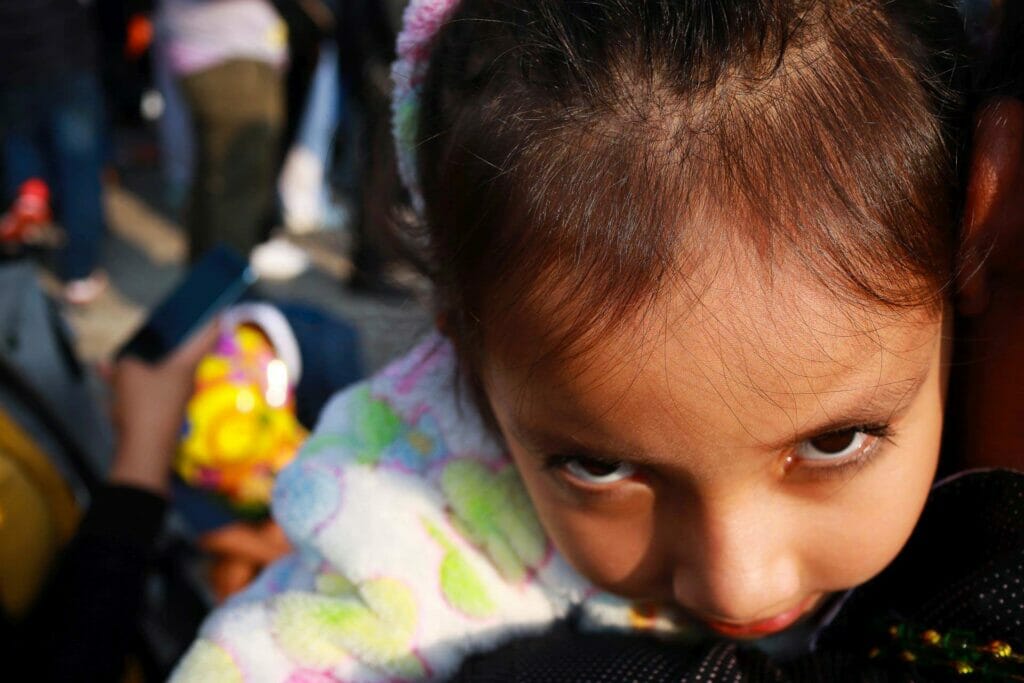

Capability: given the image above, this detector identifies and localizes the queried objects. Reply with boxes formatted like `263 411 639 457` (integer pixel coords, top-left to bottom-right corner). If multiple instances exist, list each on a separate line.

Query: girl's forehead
494 244 939 371
484 250 943 446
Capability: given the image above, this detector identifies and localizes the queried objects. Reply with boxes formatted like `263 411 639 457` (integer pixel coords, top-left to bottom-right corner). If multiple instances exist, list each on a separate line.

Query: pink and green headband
391 0 463 215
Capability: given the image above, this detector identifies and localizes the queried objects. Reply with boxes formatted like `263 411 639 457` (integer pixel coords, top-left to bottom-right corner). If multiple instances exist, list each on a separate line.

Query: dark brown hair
414 0 970 378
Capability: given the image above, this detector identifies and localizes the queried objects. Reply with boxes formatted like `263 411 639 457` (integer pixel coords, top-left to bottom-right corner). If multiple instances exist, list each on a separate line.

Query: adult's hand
198 520 293 602
108 323 220 496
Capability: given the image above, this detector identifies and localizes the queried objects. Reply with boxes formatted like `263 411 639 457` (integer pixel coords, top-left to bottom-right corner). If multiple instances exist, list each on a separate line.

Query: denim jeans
0 71 106 281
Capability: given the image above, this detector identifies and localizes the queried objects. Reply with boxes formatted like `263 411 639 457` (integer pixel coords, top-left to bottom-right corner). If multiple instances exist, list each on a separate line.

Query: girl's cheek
515 461 665 593
808 359 944 588
808 430 939 590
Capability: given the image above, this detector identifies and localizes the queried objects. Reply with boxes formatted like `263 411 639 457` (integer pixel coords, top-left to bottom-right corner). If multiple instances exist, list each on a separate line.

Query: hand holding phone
118 245 256 363
109 322 221 496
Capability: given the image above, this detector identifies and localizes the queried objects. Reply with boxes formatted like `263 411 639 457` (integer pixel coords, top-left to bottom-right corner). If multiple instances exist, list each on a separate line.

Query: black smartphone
118 245 256 362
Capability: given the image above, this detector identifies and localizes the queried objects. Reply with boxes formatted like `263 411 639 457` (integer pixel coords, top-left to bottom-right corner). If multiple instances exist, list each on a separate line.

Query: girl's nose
670 497 803 628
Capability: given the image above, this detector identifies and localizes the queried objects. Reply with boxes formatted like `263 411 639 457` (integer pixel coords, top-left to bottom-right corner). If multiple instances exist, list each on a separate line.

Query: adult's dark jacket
2 485 167 682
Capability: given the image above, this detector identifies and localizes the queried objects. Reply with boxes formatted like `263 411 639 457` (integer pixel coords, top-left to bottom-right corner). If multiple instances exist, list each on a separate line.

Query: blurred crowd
0 0 411 303
0 1 412 679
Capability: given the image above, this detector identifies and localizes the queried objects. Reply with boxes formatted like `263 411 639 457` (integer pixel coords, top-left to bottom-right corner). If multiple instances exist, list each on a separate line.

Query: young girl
172 0 1024 680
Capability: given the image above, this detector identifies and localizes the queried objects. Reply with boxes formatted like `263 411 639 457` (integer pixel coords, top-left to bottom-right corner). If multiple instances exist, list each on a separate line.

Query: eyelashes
545 454 637 486
799 424 893 460
544 424 895 489
789 424 894 480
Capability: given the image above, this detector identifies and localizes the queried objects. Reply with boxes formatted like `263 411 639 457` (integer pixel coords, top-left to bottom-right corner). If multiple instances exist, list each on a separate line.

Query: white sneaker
249 238 310 280
63 271 108 305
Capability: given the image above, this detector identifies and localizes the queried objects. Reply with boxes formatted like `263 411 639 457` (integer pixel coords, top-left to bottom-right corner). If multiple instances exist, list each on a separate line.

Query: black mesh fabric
453 624 899 682
451 470 1024 682
823 470 1024 637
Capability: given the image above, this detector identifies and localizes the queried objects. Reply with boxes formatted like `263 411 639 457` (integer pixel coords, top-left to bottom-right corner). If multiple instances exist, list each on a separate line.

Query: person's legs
182 73 215 261
217 62 282 252
153 38 194 213
181 60 283 262
0 82 48 203
346 76 407 293
47 72 106 282
279 41 342 233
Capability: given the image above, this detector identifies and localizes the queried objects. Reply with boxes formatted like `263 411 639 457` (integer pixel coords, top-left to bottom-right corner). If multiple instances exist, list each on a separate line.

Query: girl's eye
560 456 636 485
797 429 874 463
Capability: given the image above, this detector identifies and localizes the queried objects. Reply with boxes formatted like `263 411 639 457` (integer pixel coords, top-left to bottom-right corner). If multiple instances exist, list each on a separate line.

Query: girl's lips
703 595 819 639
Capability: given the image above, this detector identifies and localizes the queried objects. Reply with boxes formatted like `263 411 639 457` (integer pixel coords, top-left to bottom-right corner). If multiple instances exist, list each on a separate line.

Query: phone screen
118 245 256 362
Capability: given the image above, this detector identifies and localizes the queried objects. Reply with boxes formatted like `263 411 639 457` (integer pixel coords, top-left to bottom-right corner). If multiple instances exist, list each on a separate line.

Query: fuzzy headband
391 0 463 215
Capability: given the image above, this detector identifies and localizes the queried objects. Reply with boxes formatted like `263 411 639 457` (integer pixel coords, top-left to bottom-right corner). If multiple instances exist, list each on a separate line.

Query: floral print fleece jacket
171 331 686 683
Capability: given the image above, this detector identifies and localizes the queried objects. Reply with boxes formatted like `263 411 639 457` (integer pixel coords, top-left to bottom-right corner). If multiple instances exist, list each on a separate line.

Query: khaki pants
180 59 283 261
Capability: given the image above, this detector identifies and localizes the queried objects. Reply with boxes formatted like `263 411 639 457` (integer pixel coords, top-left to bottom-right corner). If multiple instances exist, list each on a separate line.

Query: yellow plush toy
176 306 307 512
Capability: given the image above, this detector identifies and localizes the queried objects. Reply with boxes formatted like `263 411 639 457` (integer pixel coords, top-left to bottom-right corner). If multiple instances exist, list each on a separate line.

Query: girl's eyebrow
509 422 655 465
760 369 931 452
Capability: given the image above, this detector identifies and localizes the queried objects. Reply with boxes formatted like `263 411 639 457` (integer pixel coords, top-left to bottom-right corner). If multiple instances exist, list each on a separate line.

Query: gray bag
0 261 112 503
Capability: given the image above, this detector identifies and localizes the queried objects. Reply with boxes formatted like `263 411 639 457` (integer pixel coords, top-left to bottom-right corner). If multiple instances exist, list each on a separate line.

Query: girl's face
482 249 947 639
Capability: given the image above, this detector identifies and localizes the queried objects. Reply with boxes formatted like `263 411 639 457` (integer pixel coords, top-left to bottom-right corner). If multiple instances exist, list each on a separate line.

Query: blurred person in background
335 0 407 293
276 0 342 236
156 0 288 261
0 0 109 304
151 14 196 215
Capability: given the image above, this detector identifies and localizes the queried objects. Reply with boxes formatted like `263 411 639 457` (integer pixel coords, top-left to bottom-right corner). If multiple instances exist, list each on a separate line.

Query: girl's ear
957 97 1024 316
